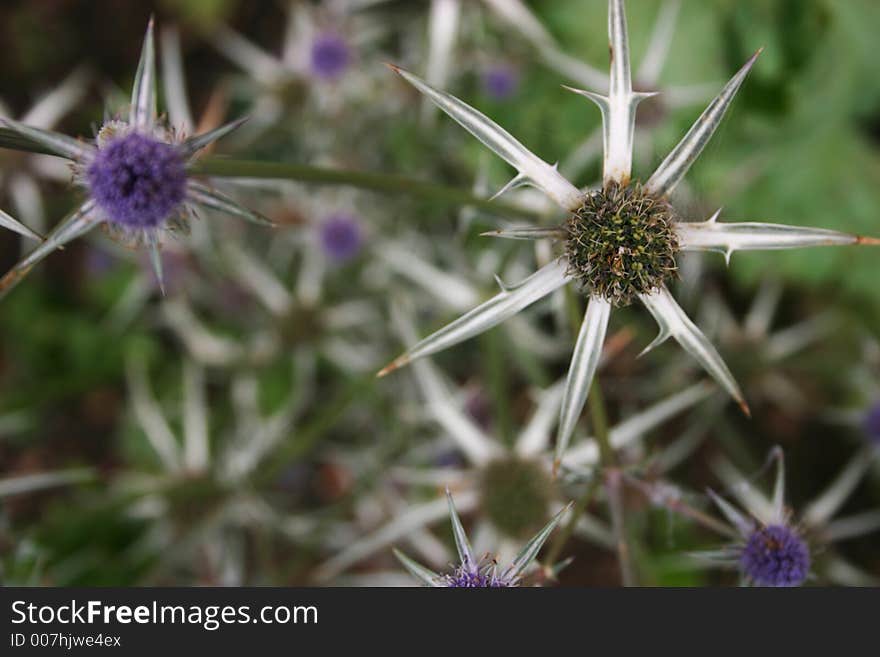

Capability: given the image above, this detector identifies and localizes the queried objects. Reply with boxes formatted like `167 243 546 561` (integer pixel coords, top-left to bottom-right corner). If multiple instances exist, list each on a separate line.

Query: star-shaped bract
0 19 271 298
378 0 879 468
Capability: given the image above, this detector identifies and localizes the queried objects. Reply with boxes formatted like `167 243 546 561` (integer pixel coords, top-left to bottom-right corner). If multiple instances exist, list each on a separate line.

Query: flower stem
190 158 543 220
543 475 600 572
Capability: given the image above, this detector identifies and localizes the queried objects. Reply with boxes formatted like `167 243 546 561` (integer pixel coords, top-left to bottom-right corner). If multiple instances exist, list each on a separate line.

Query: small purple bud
309 33 351 81
319 212 363 263
87 133 187 229
740 524 810 587
862 402 880 445
482 65 519 100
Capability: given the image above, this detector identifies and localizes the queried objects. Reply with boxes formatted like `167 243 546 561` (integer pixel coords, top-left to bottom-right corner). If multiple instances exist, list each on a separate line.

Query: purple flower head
442 559 507 588
482 65 519 100
319 212 363 263
862 402 880 445
740 524 810 587
309 33 351 81
87 132 187 229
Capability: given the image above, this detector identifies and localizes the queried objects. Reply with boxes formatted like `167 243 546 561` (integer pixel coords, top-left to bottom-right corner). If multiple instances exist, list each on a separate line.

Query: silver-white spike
0 201 99 300
646 49 762 197
392 548 442 587
181 117 249 159
502 503 571 581
0 117 92 161
390 65 584 211
676 211 874 264
639 285 748 415
130 18 158 129
563 0 657 185
0 208 43 242
446 489 476 567
377 259 571 377
555 297 612 467
481 225 565 241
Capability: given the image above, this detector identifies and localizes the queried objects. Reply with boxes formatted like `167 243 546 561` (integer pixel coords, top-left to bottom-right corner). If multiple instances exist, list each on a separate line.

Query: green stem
191 158 542 220
544 475 600 571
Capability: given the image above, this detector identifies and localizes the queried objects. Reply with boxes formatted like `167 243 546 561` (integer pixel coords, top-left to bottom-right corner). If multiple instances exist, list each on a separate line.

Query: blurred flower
212 1 382 143
862 403 880 446
393 490 568 587
482 64 519 101
379 0 879 469
319 211 363 263
0 20 270 297
701 447 880 586
313 305 712 582
310 32 352 81
113 351 315 584
739 524 810 587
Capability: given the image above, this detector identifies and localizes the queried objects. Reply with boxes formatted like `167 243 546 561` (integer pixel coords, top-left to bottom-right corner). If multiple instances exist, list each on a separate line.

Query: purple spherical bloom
309 33 351 81
442 562 507 588
482 65 519 100
319 213 363 263
87 133 187 229
740 524 810 587
862 402 880 445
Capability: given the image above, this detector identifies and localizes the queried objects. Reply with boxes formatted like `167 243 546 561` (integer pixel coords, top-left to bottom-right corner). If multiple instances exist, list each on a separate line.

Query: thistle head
740 524 810 587
86 131 187 229
862 402 880 446
319 212 363 263
564 182 678 306
309 32 351 81
480 457 554 538
441 559 507 588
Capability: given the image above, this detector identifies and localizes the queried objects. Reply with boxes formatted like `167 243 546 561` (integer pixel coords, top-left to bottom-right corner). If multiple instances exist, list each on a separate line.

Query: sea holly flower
212 2 375 143
319 212 364 264
393 490 568 587
701 447 880 586
0 19 270 297
379 0 880 467
116 352 314 584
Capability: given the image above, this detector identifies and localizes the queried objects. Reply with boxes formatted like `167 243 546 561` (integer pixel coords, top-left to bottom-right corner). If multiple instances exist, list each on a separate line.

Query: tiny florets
862 402 880 446
564 182 678 306
480 458 554 539
309 33 351 81
442 560 507 588
86 132 187 230
319 212 363 262
740 524 810 587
